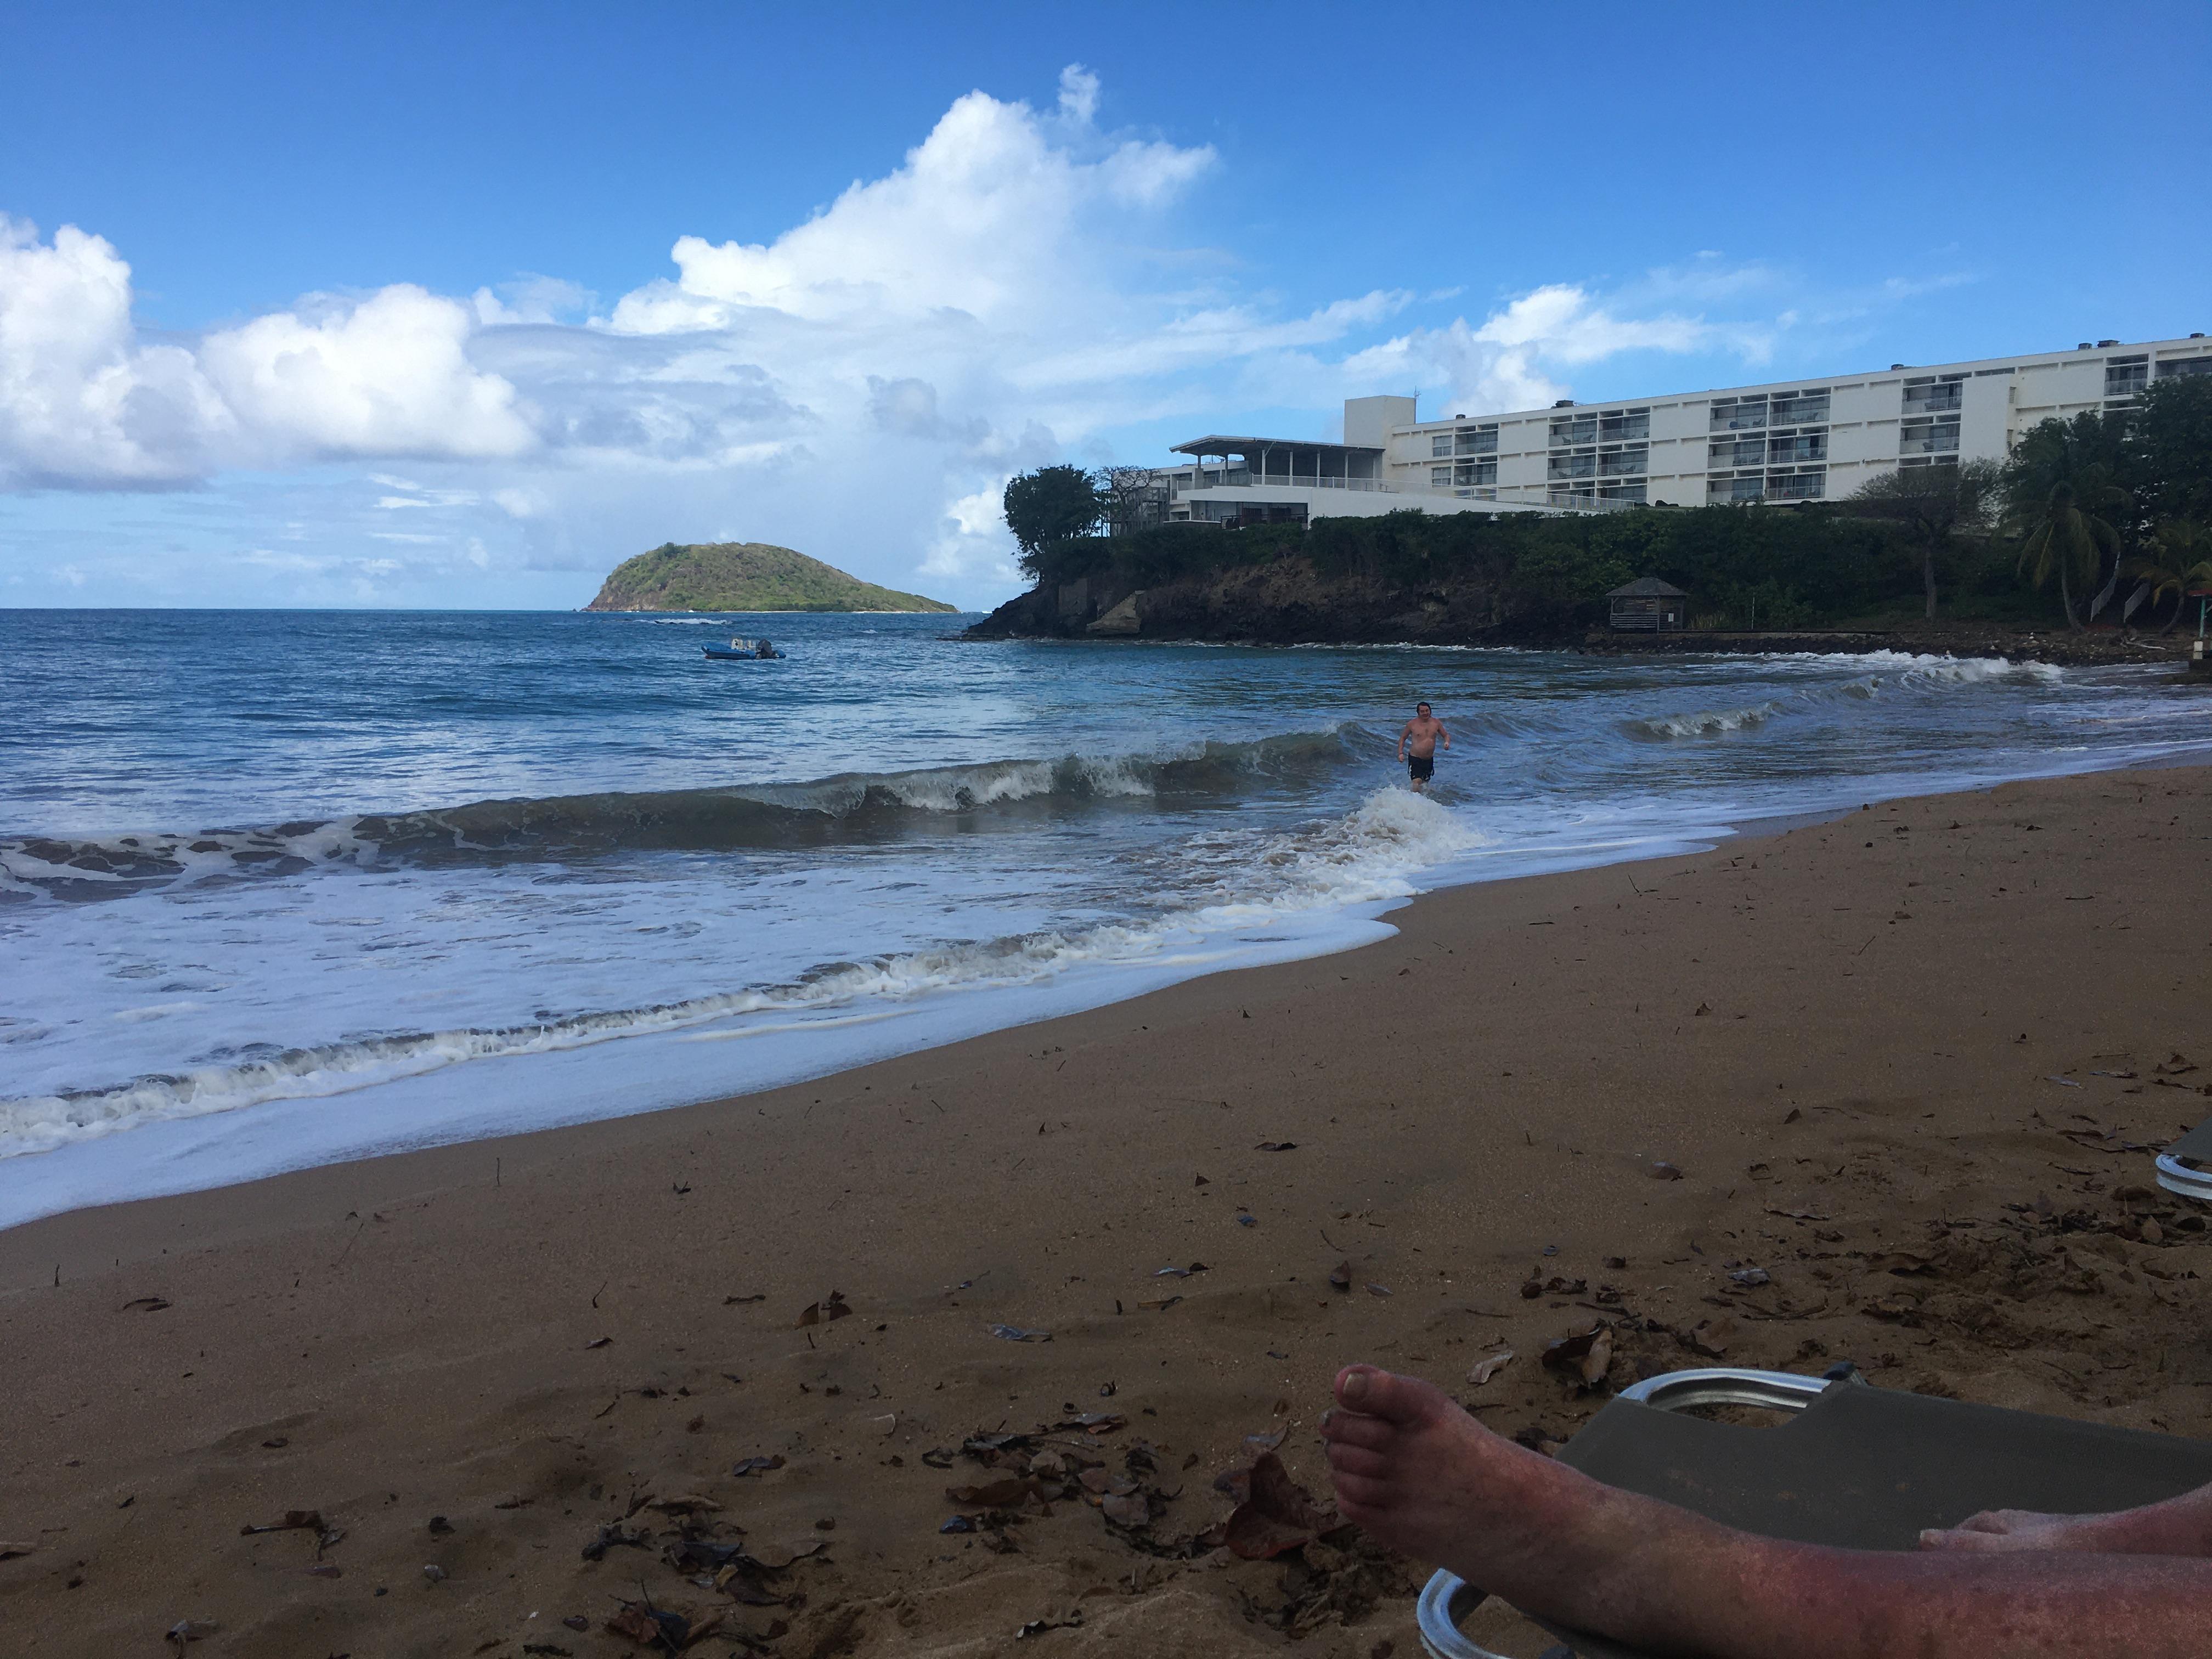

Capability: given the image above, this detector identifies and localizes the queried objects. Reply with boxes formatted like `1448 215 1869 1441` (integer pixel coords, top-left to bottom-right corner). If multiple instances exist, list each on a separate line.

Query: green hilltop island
584 541 957 613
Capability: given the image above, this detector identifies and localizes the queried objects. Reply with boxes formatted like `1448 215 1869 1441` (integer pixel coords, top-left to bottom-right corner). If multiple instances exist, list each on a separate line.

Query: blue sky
3 1 2207 609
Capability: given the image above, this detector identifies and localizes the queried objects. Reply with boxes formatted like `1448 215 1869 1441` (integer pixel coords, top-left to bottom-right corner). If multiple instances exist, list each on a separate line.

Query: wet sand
3 765 2209 1658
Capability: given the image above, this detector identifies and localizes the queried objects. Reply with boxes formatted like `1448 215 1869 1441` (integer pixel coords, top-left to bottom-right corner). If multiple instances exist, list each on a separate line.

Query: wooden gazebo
1606 577 1689 631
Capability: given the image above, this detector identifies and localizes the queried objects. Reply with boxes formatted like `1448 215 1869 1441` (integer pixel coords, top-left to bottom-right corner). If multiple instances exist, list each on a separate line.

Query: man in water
1321 1364 2212 1657
1397 702 1449 792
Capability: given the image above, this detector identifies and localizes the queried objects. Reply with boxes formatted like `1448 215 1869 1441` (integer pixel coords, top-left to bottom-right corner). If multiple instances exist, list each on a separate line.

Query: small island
585 541 957 613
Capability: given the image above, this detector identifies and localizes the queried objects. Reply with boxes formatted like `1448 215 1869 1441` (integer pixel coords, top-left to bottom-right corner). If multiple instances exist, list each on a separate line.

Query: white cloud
2 69 1870 608
0 216 534 489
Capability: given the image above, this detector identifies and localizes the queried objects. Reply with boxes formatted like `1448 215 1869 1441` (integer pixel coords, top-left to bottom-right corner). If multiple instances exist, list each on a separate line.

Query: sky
2 2 2207 611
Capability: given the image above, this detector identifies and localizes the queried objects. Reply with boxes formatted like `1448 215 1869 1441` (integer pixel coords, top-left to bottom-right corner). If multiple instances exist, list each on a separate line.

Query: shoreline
4 765 2210 1656
14 729 2208 1235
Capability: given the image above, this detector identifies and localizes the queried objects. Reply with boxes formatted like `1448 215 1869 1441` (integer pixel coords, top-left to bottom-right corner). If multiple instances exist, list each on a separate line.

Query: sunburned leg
1322 1364 2212 1658
1920 1481 2212 1557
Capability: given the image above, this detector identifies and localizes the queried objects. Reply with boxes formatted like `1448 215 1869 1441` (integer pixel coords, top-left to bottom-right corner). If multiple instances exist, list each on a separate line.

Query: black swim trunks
1407 753 1435 782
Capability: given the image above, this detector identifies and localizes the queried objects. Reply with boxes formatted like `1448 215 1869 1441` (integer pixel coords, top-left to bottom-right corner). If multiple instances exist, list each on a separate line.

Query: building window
1454 460 1497 486
1899 416 1961 455
1455 425 1499 455
2156 356 2212 379
1768 433 1827 464
1709 395 1769 432
1766 470 1825 500
1709 437 1765 467
1431 435 1452 458
1548 449 1597 481
1901 376 1961 414
1598 409 1650 441
1769 390 1831 425
1598 444 1649 477
1549 415 1598 446
1431 466 1452 488
2105 355 2149 398
1709 474 1766 503
1598 482 1647 504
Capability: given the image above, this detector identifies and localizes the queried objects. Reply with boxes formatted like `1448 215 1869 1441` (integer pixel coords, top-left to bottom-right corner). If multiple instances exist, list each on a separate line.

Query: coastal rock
1087 592 1144 635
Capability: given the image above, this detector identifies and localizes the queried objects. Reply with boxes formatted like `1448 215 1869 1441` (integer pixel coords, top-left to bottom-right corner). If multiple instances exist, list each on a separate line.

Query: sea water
3 608 2206 1228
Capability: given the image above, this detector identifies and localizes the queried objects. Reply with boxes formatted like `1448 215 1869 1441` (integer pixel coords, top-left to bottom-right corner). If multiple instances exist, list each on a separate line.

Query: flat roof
1170 436 1383 456
1397 333 2211 432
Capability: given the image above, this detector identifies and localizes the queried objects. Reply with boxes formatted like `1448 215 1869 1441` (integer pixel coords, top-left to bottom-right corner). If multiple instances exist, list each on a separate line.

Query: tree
2130 375 2212 526
2012 481 2122 629
1846 458 1999 619
2001 414 2131 627
1002 466 1108 575
1098 466 1163 537
2121 518 2212 633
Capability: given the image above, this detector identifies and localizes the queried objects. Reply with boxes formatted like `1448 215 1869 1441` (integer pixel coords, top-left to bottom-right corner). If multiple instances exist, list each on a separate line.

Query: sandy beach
4 764 2209 1658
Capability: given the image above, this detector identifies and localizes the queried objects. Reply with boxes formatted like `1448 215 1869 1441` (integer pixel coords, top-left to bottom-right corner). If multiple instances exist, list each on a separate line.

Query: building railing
1710 410 1769 431
1902 390 1961 414
1769 401 1830 425
1899 433 1961 455
1174 474 1396 495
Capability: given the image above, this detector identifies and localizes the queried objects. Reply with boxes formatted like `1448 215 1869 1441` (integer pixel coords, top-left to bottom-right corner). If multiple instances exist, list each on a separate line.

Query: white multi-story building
1151 332 2211 527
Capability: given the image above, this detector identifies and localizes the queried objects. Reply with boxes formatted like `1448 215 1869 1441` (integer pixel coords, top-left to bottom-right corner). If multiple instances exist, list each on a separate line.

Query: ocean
3 607 2206 1229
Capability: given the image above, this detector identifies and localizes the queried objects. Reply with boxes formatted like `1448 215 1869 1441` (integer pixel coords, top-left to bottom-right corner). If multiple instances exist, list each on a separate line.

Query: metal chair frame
2154 1150 2212 1204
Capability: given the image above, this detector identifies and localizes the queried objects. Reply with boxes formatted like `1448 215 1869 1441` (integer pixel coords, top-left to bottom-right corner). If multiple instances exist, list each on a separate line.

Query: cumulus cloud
0 217 534 489
2 67 1841 605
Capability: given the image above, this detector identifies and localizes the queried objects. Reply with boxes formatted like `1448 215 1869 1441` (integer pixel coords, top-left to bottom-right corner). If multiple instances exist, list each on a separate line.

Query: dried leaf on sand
1466 1350 1514 1386
1224 1453 1339 1560
796 1291 852 1327
1541 1322 1613 1392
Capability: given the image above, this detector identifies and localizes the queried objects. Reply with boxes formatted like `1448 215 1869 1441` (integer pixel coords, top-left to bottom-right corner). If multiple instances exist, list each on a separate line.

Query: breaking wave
1634 653 2064 741
1634 702 1780 739
0 787 1484 1155
0 727 1365 902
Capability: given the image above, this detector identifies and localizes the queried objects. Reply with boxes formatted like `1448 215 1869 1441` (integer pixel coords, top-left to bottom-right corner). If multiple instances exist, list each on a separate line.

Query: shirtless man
1321 1364 2212 1657
1397 703 1449 792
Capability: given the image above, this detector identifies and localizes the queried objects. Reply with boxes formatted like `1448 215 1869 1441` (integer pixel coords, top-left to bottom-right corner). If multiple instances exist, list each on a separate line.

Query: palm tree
2015 480 2121 630
2001 413 2133 629
2123 518 2212 634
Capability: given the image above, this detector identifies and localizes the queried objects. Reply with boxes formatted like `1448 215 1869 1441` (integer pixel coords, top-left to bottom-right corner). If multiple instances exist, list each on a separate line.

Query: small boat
703 635 785 661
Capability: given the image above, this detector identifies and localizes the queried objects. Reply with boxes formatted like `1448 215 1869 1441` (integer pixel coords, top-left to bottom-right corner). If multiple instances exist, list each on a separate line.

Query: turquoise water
3 607 2205 1226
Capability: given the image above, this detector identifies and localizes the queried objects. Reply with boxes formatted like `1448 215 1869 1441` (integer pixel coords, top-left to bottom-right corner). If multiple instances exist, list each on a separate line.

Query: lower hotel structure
1150 333 2211 527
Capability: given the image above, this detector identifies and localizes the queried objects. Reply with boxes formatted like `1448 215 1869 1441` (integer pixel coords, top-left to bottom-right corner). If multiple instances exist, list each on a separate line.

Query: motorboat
702 636 785 660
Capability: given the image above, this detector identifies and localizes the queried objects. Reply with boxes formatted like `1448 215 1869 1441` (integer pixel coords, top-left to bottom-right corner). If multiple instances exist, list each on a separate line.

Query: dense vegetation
1005 377 2212 635
586 541 956 613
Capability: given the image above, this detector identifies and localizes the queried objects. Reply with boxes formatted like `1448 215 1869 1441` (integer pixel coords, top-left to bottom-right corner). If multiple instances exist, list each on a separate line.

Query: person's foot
1319 1364 1652 1624
1919 1509 2145 1555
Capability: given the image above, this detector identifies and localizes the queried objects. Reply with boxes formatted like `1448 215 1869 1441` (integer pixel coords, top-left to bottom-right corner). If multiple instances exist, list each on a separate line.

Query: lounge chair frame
2154 1149 2212 1203
1416 1367 1851 1659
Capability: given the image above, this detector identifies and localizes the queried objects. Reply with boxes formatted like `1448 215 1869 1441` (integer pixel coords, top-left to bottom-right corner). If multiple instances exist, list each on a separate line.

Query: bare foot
1918 1510 2104 1554
1319 1364 1712 1634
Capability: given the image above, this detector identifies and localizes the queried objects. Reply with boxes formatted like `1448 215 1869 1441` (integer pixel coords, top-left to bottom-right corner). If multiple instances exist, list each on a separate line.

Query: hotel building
1152 332 2211 527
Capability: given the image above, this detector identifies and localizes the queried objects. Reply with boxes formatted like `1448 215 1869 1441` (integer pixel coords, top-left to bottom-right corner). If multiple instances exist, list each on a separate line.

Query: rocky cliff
964 557 1513 645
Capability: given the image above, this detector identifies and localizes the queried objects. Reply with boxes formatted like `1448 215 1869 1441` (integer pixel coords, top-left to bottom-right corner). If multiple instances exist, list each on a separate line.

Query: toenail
1341 1369 1371 1403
